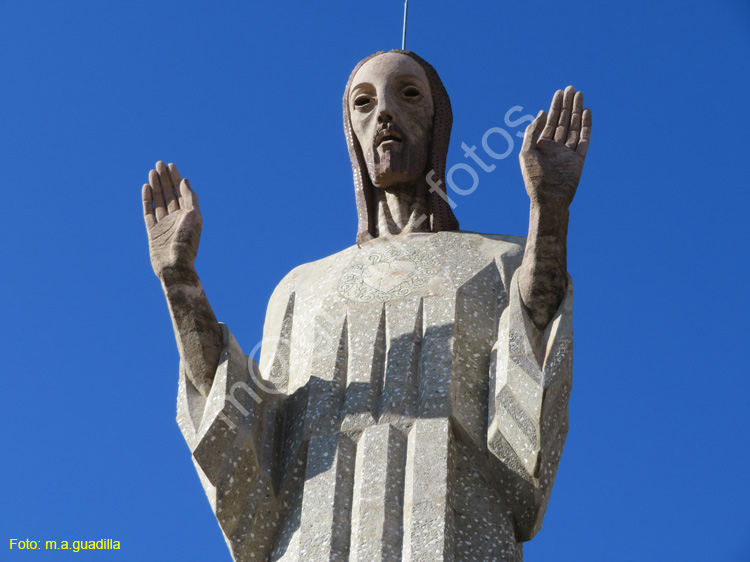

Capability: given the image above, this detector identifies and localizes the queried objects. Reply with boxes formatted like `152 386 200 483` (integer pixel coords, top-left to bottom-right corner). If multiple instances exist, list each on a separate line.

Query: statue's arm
175 324 283 559
142 161 223 397
487 266 574 540
518 86 591 330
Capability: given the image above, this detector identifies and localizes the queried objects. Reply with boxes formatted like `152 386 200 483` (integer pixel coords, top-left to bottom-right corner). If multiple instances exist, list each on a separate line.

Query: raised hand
517 87 592 330
142 161 220 397
142 161 202 279
520 86 591 210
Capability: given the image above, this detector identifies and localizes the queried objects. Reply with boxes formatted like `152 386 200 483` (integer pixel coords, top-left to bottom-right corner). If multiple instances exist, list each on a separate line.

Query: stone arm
160 266 224 396
143 162 288 559
487 266 574 542
142 162 224 396
518 87 591 330
177 325 284 561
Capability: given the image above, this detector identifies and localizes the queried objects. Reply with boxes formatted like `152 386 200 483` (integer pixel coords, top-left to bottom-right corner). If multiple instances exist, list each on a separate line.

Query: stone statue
141 50 591 561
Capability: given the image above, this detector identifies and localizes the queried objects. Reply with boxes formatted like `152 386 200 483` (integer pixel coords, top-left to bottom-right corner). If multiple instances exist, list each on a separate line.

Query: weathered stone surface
402 418 454 561
350 424 406 561
146 49 590 561
177 231 573 559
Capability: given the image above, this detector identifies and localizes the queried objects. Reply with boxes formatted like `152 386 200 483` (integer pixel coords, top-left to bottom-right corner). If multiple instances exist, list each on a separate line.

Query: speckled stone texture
176 230 573 561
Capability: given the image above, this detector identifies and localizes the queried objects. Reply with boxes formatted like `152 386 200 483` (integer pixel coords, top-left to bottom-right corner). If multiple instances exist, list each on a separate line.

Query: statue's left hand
519 86 591 210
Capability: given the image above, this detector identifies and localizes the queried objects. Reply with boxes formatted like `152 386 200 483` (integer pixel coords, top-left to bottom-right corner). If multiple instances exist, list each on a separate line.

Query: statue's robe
177 230 574 562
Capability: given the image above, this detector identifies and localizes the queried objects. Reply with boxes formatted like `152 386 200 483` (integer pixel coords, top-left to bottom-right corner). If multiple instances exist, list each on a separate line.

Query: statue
141 50 591 561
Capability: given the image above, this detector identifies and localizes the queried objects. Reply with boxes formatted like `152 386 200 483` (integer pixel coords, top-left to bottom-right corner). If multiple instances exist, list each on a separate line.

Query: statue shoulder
443 231 526 288
266 244 359 307
455 230 526 262
261 244 356 347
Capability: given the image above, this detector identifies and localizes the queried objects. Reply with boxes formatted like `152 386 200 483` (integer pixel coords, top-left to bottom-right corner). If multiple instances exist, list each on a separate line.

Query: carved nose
377 109 393 123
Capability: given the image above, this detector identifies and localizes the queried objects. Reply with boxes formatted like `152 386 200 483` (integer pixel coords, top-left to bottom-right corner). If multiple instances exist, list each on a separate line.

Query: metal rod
402 0 409 50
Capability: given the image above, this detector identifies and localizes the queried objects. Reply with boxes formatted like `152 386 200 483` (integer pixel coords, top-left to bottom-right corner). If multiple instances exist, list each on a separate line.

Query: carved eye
354 95 374 109
402 86 421 99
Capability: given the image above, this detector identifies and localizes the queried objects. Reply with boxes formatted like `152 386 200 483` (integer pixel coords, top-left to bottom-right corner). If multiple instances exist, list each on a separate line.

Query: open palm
520 86 592 209
142 161 202 278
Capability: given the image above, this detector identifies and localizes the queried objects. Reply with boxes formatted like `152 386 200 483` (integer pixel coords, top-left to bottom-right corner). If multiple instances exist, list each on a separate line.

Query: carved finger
179 178 198 211
149 168 167 220
142 184 156 229
541 90 563 140
576 108 592 158
168 163 183 209
522 110 547 152
566 91 584 149
157 161 178 213
554 86 576 144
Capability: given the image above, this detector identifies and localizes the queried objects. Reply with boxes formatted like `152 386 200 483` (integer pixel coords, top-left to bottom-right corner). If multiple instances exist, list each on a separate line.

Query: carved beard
367 136 430 188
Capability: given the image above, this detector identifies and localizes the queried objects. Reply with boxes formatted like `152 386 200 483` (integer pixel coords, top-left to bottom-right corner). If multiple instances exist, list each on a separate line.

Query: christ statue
141 50 591 561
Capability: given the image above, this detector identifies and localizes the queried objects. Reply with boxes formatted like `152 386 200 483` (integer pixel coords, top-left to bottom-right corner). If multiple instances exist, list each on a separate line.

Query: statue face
349 53 434 189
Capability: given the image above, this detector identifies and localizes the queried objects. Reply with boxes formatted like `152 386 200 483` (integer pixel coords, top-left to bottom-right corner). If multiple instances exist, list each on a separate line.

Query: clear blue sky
2 1 749 560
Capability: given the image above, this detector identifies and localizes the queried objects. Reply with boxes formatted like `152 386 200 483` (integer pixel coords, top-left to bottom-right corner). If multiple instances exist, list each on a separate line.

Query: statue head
344 50 459 245
347 52 434 189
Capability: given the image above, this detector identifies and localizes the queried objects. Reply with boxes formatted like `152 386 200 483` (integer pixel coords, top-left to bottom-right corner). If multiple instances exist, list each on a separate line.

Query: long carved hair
343 50 459 246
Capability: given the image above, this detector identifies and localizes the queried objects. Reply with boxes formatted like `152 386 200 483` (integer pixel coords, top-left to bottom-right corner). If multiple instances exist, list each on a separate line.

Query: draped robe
176 230 573 561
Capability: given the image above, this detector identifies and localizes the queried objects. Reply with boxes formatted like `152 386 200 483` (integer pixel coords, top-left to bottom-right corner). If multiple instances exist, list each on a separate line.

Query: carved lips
375 125 404 149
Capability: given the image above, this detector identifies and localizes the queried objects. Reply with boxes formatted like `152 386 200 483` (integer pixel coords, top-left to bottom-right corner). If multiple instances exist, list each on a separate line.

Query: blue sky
2 1 749 560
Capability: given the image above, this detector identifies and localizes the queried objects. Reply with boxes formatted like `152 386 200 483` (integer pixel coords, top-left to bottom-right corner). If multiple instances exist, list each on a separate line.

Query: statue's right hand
142 161 202 279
